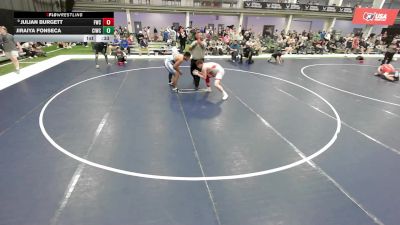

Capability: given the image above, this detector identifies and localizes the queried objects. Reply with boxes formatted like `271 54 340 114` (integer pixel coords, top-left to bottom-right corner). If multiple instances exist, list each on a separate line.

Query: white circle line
301 64 400 107
39 66 341 181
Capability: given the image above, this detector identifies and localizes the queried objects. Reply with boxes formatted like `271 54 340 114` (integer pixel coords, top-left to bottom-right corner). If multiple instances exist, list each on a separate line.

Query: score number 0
102 18 115 35
102 18 114 26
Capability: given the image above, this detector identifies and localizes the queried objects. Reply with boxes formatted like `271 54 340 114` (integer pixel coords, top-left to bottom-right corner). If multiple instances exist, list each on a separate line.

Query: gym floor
0 57 399 225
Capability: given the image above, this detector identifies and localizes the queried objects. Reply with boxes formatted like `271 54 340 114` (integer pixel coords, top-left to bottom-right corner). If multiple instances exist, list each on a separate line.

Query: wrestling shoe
222 92 229 100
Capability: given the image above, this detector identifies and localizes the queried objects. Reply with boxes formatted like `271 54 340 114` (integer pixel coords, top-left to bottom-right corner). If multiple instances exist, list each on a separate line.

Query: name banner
352 8 399 25
243 2 354 14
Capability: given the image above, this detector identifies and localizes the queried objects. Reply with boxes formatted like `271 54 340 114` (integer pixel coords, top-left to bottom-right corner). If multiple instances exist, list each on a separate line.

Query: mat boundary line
1 54 399 91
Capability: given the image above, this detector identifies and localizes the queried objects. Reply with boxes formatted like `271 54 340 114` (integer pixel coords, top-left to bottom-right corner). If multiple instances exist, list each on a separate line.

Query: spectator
223 33 230 45
177 26 188 53
313 39 324 54
137 31 148 48
146 26 151 41
328 40 338 53
229 40 241 62
344 34 353 54
153 27 158 41
163 28 169 42
120 37 130 55
324 32 331 41
243 39 255 64
169 26 177 46
352 34 360 53
21 42 34 58
381 40 399 65
109 23 394 58
31 43 46 57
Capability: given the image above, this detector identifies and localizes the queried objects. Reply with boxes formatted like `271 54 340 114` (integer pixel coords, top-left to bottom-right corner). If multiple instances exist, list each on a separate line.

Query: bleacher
110 41 175 56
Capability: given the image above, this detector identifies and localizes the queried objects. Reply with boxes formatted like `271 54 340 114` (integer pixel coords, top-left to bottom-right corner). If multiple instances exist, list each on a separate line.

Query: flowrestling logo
353 8 399 25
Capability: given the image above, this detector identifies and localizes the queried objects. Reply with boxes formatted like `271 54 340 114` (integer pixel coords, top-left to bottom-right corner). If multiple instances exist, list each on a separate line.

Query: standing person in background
380 40 398 65
146 26 151 42
122 27 129 38
170 26 177 46
324 32 331 42
352 34 360 54
243 39 255 64
163 28 169 42
153 27 158 42
143 28 149 43
0 26 22 74
177 26 188 53
189 32 207 90
344 34 353 54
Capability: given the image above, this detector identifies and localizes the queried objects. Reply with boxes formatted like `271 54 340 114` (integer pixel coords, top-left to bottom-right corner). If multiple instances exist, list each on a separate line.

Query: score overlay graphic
13 12 115 42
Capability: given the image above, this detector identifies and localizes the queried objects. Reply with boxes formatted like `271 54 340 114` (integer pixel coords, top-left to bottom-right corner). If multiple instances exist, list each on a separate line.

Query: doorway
133 21 142 34
262 25 275 37
218 24 224 35
172 22 180 30
208 24 215 32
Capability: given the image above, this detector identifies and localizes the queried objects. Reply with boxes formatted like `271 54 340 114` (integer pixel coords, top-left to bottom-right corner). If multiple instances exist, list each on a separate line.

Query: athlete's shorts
272 52 282 58
95 49 106 54
394 71 399 81
5 51 19 58
164 58 176 74
94 43 106 54
205 67 225 86
214 67 225 80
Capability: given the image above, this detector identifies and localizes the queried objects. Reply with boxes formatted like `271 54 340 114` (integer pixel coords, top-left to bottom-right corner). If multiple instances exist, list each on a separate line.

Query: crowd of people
110 23 399 64
265 0 368 8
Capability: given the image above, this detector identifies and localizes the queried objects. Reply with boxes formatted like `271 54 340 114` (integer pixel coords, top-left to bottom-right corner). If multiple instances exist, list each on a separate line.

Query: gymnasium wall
334 20 365 35
114 12 128 27
115 12 186 30
291 19 325 33
244 16 286 34
190 15 238 29
132 12 185 29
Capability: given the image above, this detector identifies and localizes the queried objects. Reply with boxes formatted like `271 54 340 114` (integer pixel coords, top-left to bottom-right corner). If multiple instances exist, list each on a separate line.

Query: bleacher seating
109 42 174 56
